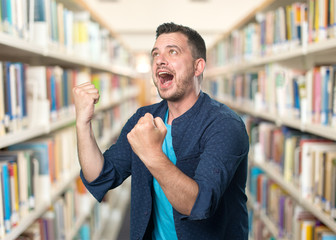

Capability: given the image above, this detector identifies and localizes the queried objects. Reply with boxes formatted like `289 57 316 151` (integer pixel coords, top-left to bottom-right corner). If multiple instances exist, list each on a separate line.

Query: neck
167 90 201 125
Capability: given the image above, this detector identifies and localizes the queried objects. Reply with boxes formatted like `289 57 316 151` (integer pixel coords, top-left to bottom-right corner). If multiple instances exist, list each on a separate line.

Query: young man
73 22 249 239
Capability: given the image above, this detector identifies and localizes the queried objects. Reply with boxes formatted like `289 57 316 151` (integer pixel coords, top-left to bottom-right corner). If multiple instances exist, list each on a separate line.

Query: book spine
2 164 11 233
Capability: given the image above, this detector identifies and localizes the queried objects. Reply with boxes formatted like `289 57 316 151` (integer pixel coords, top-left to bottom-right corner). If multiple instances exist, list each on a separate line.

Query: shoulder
200 93 249 147
201 92 242 123
193 93 249 161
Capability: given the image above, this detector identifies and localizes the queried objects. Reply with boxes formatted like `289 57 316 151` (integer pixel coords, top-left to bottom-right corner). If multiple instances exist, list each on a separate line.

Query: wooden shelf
1 114 131 240
3 166 80 240
247 190 289 240
206 0 336 238
252 159 336 233
0 91 138 150
205 38 336 78
216 97 336 141
0 32 137 78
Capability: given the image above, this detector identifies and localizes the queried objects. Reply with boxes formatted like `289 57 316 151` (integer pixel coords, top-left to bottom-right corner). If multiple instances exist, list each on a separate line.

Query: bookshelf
0 0 139 238
247 191 289 240
205 0 336 239
252 158 336 233
3 167 79 240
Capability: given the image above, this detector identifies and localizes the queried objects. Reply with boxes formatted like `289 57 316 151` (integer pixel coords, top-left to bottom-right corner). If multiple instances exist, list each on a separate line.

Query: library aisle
104 203 131 240
99 179 131 240
203 0 336 239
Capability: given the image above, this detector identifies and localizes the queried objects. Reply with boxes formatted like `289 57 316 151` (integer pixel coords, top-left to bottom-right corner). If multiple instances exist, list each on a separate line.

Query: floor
116 204 131 240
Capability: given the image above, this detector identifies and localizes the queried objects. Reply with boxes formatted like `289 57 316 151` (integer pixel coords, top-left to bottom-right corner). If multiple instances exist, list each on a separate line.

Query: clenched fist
127 113 167 166
72 82 100 126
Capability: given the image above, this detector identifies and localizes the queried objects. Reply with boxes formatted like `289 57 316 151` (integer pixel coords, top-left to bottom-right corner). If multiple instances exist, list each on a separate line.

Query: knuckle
127 132 132 139
73 87 80 94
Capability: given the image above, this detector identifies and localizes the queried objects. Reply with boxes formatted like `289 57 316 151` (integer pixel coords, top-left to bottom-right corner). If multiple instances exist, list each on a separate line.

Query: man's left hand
127 113 167 166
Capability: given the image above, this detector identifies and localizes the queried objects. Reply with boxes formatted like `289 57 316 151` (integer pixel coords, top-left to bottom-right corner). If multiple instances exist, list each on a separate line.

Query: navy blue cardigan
80 91 250 239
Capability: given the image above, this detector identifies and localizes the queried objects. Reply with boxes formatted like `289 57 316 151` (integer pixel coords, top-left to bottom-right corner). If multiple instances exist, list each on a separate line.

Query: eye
152 52 159 58
169 49 177 55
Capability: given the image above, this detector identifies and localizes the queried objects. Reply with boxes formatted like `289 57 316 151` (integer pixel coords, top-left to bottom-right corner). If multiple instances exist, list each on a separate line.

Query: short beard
157 88 183 102
154 71 195 102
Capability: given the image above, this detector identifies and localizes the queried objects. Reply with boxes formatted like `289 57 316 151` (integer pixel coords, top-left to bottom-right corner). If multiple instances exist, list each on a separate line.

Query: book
300 140 332 201
0 62 5 136
14 63 28 130
9 139 52 206
79 221 90 240
8 63 18 132
315 225 333 240
309 143 336 207
8 160 19 227
301 220 315 240
0 160 12 233
32 0 48 46
322 234 336 240
313 66 322 124
283 133 299 183
248 166 264 202
293 76 301 118
305 69 314 123
324 151 336 213
0 150 33 218
25 65 49 127
331 65 336 127
53 197 65 239
321 66 331 125
73 11 90 59
0 166 5 238
3 62 12 133
2 0 13 34
332 157 336 218
42 210 56 240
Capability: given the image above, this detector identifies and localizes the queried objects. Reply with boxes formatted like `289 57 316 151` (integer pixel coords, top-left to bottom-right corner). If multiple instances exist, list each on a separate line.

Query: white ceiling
88 0 266 54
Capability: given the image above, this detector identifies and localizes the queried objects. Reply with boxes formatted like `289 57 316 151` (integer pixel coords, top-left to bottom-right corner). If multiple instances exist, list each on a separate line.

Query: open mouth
158 71 174 86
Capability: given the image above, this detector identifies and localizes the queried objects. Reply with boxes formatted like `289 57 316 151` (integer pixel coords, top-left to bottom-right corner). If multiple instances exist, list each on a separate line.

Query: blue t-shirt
152 111 178 240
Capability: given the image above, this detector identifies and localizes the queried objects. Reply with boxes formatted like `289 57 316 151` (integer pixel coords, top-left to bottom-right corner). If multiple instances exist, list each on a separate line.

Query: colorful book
0 62 5 136
9 139 52 206
25 65 49 127
0 150 33 218
300 140 331 200
0 166 5 238
0 160 11 233
321 66 331 125
8 161 19 227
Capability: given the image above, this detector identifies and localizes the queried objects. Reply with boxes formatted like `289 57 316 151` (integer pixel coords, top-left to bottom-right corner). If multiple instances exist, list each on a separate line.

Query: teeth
158 72 169 75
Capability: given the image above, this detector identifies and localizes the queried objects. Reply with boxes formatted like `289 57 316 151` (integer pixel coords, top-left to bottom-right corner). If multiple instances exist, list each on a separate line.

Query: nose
155 53 167 66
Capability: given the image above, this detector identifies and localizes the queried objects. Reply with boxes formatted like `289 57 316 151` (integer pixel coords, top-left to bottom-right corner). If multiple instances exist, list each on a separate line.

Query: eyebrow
151 47 158 55
151 45 182 55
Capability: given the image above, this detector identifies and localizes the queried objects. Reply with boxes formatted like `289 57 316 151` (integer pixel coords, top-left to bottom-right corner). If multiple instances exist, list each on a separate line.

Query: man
73 22 249 239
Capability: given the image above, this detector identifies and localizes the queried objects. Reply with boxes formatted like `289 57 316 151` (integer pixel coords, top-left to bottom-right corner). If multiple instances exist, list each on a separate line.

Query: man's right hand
72 82 100 126
72 82 103 182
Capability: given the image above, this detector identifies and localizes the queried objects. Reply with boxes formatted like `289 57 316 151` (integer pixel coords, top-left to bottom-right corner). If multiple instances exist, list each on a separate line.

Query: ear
194 58 206 77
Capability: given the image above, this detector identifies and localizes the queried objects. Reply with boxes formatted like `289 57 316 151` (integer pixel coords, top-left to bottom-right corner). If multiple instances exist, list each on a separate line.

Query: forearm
126 113 199 215
147 153 199 215
76 122 104 182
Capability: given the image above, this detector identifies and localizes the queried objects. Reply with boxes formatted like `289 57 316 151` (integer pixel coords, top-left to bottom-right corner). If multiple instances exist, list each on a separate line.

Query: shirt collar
170 91 204 125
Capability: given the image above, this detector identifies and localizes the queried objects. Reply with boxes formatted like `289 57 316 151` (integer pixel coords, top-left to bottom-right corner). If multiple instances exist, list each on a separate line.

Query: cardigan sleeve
80 111 138 202
186 116 249 220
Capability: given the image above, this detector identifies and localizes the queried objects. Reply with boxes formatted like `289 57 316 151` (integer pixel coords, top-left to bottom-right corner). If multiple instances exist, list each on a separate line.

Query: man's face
151 32 197 102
